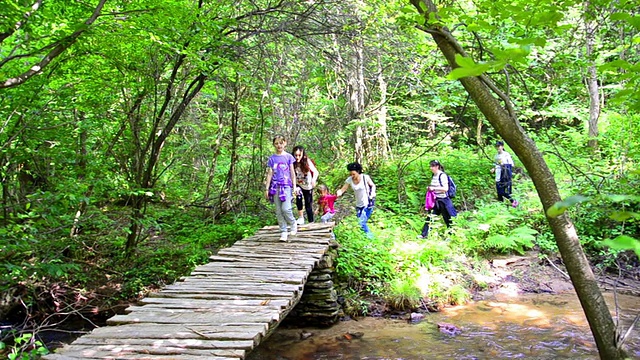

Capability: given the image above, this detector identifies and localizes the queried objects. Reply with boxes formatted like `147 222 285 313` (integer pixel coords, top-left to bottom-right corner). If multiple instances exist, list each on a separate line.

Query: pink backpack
424 190 436 210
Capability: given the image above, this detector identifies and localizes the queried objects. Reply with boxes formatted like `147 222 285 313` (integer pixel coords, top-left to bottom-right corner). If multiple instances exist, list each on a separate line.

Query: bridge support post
288 241 341 326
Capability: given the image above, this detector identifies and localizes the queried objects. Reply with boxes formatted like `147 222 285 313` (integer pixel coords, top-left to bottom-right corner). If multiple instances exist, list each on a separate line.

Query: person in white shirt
491 141 519 207
336 162 376 238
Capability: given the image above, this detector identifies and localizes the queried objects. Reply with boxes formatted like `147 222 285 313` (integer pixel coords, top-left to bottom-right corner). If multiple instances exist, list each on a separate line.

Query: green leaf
602 235 640 257
447 63 491 80
604 194 640 203
454 54 475 67
609 211 639 222
546 195 590 218
610 13 630 21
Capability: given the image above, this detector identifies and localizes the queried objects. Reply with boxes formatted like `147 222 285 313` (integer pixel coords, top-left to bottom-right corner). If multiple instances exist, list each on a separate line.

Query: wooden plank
163 283 302 292
47 354 236 360
138 298 289 308
72 337 254 351
107 311 278 325
80 323 264 342
233 241 329 248
217 250 324 260
47 345 244 358
171 283 303 292
198 260 314 269
158 288 295 297
207 255 317 268
183 275 305 285
124 306 281 318
146 293 295 301
213 251 322 262
127 305 283 314
222 244 328 252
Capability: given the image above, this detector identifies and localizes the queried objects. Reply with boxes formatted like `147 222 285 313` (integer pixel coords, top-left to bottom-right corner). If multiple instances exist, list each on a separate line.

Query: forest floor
473 252 640 299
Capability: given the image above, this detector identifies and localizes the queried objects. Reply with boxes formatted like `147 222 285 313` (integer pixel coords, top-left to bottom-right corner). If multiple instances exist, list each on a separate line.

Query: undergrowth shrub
451 202 537 255
384 278 422 310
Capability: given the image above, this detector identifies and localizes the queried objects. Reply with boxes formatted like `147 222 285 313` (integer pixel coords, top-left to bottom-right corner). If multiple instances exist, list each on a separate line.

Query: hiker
292 145 319 225
317 184 337 223
491 140 519 207
418 160 457 239
265 135 297 242
336 162 376 237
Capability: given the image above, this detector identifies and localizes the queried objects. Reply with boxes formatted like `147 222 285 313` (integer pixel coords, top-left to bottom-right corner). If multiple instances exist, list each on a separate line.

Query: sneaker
279 232 288 242
290 223 298 236
416 235 426 239
512 200 519 208
296 217 305 225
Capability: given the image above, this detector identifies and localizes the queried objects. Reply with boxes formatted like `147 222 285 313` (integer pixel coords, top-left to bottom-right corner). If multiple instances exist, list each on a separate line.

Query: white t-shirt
345 174 371 208
431 171 449 199
494 151 514 182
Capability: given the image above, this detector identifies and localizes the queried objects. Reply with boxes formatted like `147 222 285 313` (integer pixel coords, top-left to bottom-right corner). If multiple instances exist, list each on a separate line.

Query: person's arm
290 163 297 189
308 159 319 186
264 167 273 200
336 183 349 197
366 175 376 198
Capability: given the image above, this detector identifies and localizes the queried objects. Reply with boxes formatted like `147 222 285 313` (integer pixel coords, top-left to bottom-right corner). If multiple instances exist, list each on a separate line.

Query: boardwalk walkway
46 222 335 360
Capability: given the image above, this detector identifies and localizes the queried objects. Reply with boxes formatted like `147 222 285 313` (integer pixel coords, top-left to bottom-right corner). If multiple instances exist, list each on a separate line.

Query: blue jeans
496 181 514 202
356 206 374 237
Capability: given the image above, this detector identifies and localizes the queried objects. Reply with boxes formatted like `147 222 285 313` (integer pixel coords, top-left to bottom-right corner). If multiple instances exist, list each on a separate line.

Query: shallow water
247 292 640 360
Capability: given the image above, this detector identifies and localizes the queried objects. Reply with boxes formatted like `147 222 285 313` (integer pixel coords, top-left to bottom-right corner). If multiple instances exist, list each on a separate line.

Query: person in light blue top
265 135 297 242
336 162 376 237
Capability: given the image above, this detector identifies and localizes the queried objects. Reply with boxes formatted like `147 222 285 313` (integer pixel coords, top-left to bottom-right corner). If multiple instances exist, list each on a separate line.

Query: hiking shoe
279 232 288 242
512 200 519 208
296 217 304 225
290 223 298 236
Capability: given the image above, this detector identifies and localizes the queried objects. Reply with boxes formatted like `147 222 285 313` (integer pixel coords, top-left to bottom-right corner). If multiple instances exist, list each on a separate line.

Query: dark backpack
438 173 457 198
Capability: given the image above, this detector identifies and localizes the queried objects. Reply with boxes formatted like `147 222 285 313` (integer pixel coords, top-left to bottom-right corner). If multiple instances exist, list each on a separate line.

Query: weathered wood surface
45 222 335 359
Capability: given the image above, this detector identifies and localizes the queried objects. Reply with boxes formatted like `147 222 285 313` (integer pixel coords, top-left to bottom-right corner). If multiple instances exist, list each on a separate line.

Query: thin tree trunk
375 54 391 162
476 117 483 146
410 1 625 358
70 110 90 238
349 38 367 163
204 112 225 201
585 0 600 149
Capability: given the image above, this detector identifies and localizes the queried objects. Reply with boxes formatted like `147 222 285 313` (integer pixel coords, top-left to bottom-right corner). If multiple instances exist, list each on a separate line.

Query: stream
247 292 640 360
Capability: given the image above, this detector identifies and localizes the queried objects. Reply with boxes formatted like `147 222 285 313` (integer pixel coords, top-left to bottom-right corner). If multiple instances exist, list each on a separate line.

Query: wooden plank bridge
45 222 336 360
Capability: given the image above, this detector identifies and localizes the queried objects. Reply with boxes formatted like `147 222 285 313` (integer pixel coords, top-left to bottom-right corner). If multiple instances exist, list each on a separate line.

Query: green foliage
334 217 395 291
451 202 537 255
340 288 371 317
0 332 48 360
384 278 422 310
445 284 471 305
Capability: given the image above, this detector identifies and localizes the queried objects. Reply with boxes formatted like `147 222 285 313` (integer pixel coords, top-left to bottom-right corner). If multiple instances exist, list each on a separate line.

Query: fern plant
484 226 537 255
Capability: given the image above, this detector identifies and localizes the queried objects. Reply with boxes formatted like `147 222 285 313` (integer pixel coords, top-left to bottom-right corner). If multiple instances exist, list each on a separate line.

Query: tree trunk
410 1 625 358
374 53 392 162
585 0 600 149
476 116 483 146
348 38 367 164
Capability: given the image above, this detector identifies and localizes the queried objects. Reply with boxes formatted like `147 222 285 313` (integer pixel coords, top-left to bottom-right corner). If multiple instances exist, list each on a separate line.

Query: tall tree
409 0 626 358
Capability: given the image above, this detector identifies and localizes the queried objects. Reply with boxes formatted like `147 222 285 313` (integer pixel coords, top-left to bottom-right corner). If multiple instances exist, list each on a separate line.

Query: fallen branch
546 256 570 280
